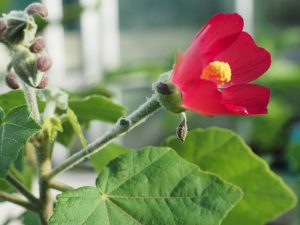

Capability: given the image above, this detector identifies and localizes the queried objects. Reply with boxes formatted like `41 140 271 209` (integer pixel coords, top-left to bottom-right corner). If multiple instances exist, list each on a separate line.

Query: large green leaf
90 144 129 172
0 106 41 178
50 147 242 225
163 128 297 225
69 95 126 124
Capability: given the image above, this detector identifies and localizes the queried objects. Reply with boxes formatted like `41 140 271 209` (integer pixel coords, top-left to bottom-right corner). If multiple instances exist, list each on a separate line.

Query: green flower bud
155 81 185 114
11 46 44 87
0 10 37 46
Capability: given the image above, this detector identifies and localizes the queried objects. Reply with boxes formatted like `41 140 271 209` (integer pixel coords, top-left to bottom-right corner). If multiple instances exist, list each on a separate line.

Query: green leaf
0 107 5 122
0 106 41 178
0 179 11 192
67 108 87 147
0 90 26 113
50 147 242 225
69 95 126 124
22 211 41 225
90 144 129 172
163 128 297 225
56 122 76 148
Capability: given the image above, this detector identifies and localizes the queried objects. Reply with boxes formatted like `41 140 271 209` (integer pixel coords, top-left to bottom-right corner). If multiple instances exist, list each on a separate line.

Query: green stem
36 136 54 224
46 94 161 180
49 180 74 192
6 174 40 205
22 83 40 123
0 191 36 211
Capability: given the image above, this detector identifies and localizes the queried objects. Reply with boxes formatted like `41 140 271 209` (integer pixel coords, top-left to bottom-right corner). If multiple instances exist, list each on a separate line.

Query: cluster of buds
0 3 51 90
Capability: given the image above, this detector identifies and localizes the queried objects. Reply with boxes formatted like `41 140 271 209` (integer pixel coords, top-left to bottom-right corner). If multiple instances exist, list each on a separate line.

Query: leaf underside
50 147 242 225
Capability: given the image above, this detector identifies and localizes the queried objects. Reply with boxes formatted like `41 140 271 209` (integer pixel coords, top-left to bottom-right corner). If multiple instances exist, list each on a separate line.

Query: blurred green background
0 0 300 224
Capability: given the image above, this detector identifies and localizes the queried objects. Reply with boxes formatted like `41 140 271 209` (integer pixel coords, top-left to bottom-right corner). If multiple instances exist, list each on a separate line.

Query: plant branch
49 180 74 192
46 94 161 180
36 135 54 224
0 191 36 211
22 82 40 123
6 174 40 205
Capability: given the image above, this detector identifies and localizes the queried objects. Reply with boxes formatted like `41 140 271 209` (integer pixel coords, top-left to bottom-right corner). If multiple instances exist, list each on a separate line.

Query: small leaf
67 108 87 147
69 95 126 124
50 147 242 225
163 128 297 225
43 116 63 141
90 144 129 172
0 106 41 178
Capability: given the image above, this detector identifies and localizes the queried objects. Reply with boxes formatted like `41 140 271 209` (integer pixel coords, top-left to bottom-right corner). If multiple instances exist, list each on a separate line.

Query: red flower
171 13 271 116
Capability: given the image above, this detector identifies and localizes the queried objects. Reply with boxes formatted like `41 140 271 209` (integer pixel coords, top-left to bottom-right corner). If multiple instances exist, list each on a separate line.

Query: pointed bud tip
156 82 173 95
25 3 48 18
36 76 49 89
30 36 45 53
176 124 187 143
5 73 20 90
37 56 52 72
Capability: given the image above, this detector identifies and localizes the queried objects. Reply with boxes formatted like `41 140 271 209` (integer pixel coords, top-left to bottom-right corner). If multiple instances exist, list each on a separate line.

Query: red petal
181 80 270 116
181 80 230 116
193 13 244 55
214 32 271 86
222 84 271 115
171 13 244 87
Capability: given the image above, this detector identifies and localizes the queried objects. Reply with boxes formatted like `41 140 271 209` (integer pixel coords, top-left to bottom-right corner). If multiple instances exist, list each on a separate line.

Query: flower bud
30 36 45 53
176 113 188 143
1 11 37 45
156 81 185 114
25 3 48 18
36 76 49 89
0 19 8 38
156 82 172 95
12 47 44 87
37 56 52 72
5 72 20 89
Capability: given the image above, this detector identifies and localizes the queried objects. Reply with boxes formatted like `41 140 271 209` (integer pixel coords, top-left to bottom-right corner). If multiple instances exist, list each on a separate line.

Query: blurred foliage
22 211 41 225
259 0 300 26
119 0 234 30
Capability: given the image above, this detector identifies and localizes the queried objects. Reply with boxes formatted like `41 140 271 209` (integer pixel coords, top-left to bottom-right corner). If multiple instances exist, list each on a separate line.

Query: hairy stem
22 83 40 123
46 94 161 180
36 136 54 225
0 191 36 211
6 174 40 205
